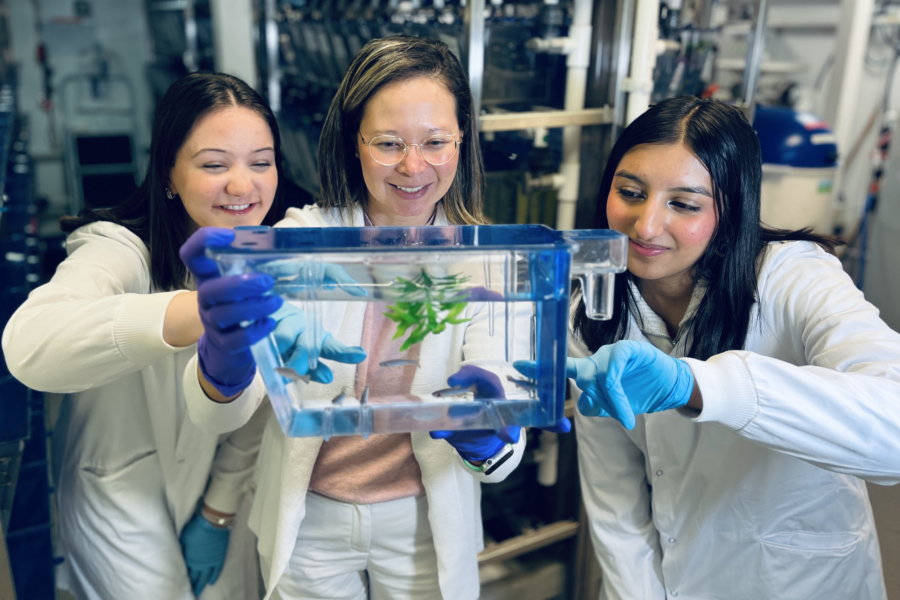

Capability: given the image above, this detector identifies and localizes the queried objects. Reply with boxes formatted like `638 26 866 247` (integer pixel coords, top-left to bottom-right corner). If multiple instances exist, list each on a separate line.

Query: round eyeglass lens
368 135 459 166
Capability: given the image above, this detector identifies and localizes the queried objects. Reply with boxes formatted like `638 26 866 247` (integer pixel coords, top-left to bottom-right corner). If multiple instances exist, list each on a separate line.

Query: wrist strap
199 504 235 530
463 443 514 475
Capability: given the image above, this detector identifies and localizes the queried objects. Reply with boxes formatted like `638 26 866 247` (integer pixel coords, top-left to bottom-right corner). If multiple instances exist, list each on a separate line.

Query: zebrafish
275 367 311 384
379 359 421 369
432 386 473 398
331 390 347 405
506 375 538 390
360 385 370 406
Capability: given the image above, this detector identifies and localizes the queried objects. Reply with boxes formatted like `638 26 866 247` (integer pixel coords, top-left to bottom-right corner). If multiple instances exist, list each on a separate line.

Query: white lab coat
184 204 529 600
1 222 264 600
573 241 900 600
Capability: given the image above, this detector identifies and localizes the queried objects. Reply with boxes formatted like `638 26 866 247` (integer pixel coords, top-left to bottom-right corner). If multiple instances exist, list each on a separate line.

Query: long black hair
574 96 840 359
60 72 285 291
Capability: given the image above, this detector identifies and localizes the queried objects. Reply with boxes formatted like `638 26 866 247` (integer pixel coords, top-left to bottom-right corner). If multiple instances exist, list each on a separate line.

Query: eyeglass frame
357 132 463 166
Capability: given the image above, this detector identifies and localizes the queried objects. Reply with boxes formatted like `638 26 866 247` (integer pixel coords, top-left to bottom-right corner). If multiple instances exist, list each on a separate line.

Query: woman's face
356 76 461 227
169 106 277 230
606 143 718 290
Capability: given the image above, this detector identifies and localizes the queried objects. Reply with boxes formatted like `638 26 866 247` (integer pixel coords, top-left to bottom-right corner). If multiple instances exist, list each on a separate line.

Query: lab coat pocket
81 449 159 480
759 530 868 598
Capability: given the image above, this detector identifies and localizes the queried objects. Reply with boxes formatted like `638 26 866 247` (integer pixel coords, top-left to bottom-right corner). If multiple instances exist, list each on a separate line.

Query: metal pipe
739 0 768 121
464 0 486 118
265 0 280 112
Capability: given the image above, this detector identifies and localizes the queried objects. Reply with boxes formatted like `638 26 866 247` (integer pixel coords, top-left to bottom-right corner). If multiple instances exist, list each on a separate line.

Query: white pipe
554 0 593 231
536 431 559 486
624 0 661 125
210 0 259 90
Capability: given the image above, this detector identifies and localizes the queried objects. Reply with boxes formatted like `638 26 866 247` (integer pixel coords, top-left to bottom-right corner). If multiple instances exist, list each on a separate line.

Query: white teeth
222 204 251 210
395 185 425 193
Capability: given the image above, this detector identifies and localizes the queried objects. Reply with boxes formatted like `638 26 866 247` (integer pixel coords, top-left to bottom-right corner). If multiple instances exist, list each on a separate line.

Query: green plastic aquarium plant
383 270 472 351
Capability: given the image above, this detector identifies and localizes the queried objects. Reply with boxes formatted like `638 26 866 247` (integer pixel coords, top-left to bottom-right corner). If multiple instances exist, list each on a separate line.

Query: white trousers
261 492 441 600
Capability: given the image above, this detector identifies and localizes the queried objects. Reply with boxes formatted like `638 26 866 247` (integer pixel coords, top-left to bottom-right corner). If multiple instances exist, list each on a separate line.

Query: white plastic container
759 163 837 234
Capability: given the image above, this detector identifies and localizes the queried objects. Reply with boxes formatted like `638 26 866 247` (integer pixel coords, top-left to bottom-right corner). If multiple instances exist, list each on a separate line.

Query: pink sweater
307 302 426 504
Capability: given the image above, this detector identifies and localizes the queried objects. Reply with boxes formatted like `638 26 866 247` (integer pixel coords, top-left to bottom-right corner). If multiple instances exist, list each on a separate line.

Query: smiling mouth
631 239 668 250
391 184 428 193
219 203 254 211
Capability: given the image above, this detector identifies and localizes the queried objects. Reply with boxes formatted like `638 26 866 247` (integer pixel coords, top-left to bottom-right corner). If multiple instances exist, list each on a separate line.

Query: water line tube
624 0 661 125
554 0 593 231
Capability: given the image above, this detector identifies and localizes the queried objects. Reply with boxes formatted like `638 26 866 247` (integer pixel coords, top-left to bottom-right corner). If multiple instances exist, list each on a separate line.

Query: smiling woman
568 95 900 600
178 36 535 600
3 72 282 599
168 106 278 230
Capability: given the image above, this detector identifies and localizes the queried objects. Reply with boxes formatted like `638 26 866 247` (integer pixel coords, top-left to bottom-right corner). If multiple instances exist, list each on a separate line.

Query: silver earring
166 188 175 200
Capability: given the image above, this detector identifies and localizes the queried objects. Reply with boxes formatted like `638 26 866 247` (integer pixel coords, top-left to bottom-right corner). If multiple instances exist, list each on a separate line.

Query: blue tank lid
752 106 838 168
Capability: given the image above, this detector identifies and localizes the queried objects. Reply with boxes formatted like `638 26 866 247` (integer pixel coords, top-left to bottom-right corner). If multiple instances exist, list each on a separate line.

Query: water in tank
209 225 626 439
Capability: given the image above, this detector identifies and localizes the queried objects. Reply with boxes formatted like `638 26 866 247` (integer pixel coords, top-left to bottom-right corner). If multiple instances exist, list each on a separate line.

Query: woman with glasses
178 36 555 600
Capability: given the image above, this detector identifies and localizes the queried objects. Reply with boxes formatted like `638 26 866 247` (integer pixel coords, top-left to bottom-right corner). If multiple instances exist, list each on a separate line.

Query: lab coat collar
323 202 450 228
627 278 707 350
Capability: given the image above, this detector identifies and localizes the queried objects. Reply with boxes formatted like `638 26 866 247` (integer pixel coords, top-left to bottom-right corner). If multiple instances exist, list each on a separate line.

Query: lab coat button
671 592 678 597
656 470 663 476
668 537 676 543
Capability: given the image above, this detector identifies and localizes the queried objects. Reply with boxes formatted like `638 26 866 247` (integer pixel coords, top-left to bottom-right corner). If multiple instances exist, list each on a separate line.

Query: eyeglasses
358 132 462 166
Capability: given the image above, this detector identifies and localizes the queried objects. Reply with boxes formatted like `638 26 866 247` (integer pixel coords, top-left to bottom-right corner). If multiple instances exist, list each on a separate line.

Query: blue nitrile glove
505 360 574 434
430 365 521 462
270 302 367 384
180 512 230 597
561 339 695 430
180 227 282 397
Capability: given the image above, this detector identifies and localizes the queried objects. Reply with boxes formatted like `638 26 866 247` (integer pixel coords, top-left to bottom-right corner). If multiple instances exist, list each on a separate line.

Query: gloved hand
180 511 230 597
505 360 573 434
430 365 521 462
180 227 282 397
562 339 695 429
270 302 367 384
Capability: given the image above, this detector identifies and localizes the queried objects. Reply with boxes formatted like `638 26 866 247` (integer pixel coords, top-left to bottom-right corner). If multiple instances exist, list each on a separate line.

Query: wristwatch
463 443 515 476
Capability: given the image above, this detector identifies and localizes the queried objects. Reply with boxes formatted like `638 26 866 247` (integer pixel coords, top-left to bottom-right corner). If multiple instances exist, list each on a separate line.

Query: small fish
360 385 370 405
432 386 473 398
275 367 311 384
507 375 538 391
379 359 421 369
331 390 347 406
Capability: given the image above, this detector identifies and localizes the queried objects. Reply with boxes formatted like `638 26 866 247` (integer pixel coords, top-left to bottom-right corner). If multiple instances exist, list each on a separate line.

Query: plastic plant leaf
385 270 474 350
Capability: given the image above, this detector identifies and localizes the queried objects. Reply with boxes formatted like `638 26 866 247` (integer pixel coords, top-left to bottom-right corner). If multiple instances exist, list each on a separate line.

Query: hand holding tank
206 224 626 438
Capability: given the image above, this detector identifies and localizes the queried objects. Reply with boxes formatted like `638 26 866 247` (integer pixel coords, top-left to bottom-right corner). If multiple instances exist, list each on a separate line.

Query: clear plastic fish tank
209 225 626 439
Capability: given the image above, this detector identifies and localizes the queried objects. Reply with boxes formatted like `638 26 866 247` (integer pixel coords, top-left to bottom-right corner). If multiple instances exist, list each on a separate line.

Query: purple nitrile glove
180 227 283 397
430 365 521 462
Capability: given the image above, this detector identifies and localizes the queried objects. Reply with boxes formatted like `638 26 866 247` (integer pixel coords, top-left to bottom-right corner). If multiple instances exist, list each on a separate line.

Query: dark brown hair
317 35 485 225
574 96 841 359
60 72 285 291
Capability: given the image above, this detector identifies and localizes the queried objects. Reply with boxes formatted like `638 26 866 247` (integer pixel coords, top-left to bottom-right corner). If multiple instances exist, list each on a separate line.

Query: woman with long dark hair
2 72 288 599
558 96 900 598
178 36 550 600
